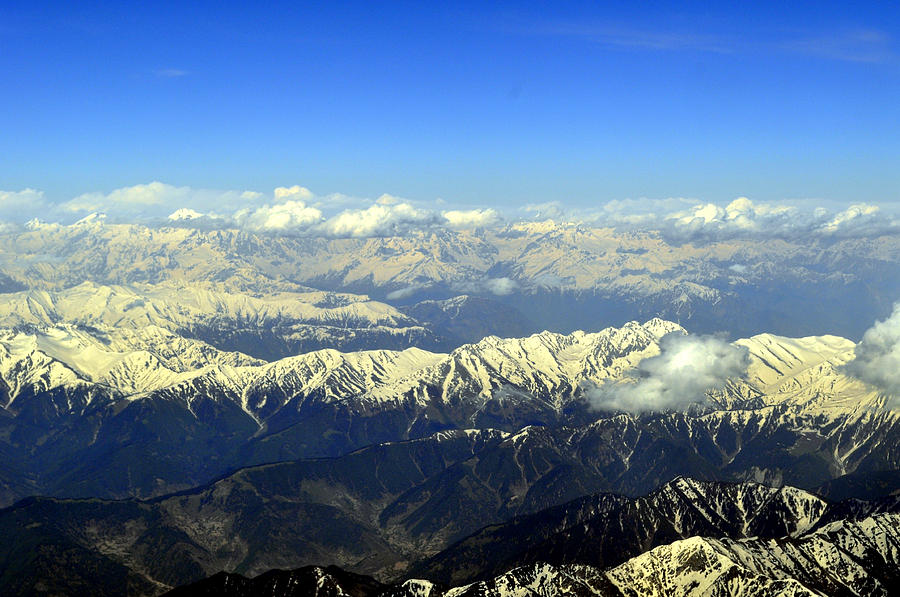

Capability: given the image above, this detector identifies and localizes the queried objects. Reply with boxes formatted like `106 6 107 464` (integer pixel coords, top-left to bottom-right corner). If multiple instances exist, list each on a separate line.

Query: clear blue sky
1 1 898 207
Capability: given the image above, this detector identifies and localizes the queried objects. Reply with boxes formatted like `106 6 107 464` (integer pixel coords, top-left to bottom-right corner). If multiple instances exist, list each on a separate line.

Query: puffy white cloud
0 188 48 223
0 188 47 208
663 197 800 241
65 181 183 213
842 304 900 405
818 203 883 235
274 185 313 201
483 277 518 295
598 197 900 243
235 200 323 232
443 208 503 229
62 182 266 221
318 202 440 238
588 332 750 413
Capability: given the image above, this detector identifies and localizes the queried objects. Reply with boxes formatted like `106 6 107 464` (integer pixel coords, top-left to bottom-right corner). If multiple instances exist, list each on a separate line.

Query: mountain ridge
0 316 896 507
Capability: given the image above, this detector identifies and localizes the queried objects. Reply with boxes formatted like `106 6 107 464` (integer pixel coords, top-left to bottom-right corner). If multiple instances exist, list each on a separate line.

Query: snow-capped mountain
0 317 680 421
1 220 896 338
414 477 832 585
405 508 900 597
0 281 415 331
0 281 439 359
718 332 882 412
0 316 896 506
0 324 261 404
2 314 883 424
602 512 900 596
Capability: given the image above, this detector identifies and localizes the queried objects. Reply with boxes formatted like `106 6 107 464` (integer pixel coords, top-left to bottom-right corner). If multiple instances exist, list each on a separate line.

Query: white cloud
450 276 520 296
4 182 898 242
235 200 323 232
318 202 439 238
663 197 800 241
483 277 518 295
0 189 48 222
386 284 430 300
523 201 566 220
274 185 313 201
842 304 900 406
376 193 404 206
443 208 503 229
155 68 189 77
65 181 180 212
783 29 895 64
61 181 266 221
588 332 750 413
608 197 900 242
819 203 881 235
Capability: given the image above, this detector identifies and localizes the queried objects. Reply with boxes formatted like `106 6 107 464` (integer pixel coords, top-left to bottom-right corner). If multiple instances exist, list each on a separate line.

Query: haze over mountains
0 207 896 596
0 209 897 339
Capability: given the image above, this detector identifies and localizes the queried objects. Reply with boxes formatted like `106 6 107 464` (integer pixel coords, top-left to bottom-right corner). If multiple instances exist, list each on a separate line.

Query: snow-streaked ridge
0 317 894 427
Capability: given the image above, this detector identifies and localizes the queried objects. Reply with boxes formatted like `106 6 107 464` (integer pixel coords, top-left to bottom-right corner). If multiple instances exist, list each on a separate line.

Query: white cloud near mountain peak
843 303 900 405
443 208 503 229
0 189 48 220
65 181 185 213
588 332 750 413
320 202 439 237
235 200 323 232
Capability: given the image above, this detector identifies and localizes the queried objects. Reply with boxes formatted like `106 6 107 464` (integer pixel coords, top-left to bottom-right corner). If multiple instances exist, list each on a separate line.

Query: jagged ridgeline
166 504 900 596
0 310 897 507
4 478 899 595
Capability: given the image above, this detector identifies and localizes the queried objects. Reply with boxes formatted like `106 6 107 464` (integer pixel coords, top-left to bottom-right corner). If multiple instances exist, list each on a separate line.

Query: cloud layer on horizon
3 181 898 241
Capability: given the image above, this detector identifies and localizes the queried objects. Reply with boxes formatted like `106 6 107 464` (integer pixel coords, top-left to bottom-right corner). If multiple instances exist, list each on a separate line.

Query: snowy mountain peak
72 212 107 227
168 208 205 221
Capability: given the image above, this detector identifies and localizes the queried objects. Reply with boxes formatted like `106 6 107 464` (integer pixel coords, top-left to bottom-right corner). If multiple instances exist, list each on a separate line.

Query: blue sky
1 1 898 208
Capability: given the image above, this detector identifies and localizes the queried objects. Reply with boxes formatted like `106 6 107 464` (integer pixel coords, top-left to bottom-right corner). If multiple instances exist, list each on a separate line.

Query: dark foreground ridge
3 473 899 596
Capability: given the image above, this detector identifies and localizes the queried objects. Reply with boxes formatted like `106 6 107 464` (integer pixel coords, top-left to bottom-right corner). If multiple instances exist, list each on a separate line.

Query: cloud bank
61 182 261 221
588 332 750 414
0 188 49 220
843 303 900 406
617 197 896 242
4 181 897 241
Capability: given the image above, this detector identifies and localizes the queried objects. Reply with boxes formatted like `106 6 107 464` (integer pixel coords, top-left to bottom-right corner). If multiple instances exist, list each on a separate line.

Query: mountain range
0 309 896 509
0 219 897 595
2 219 897 339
